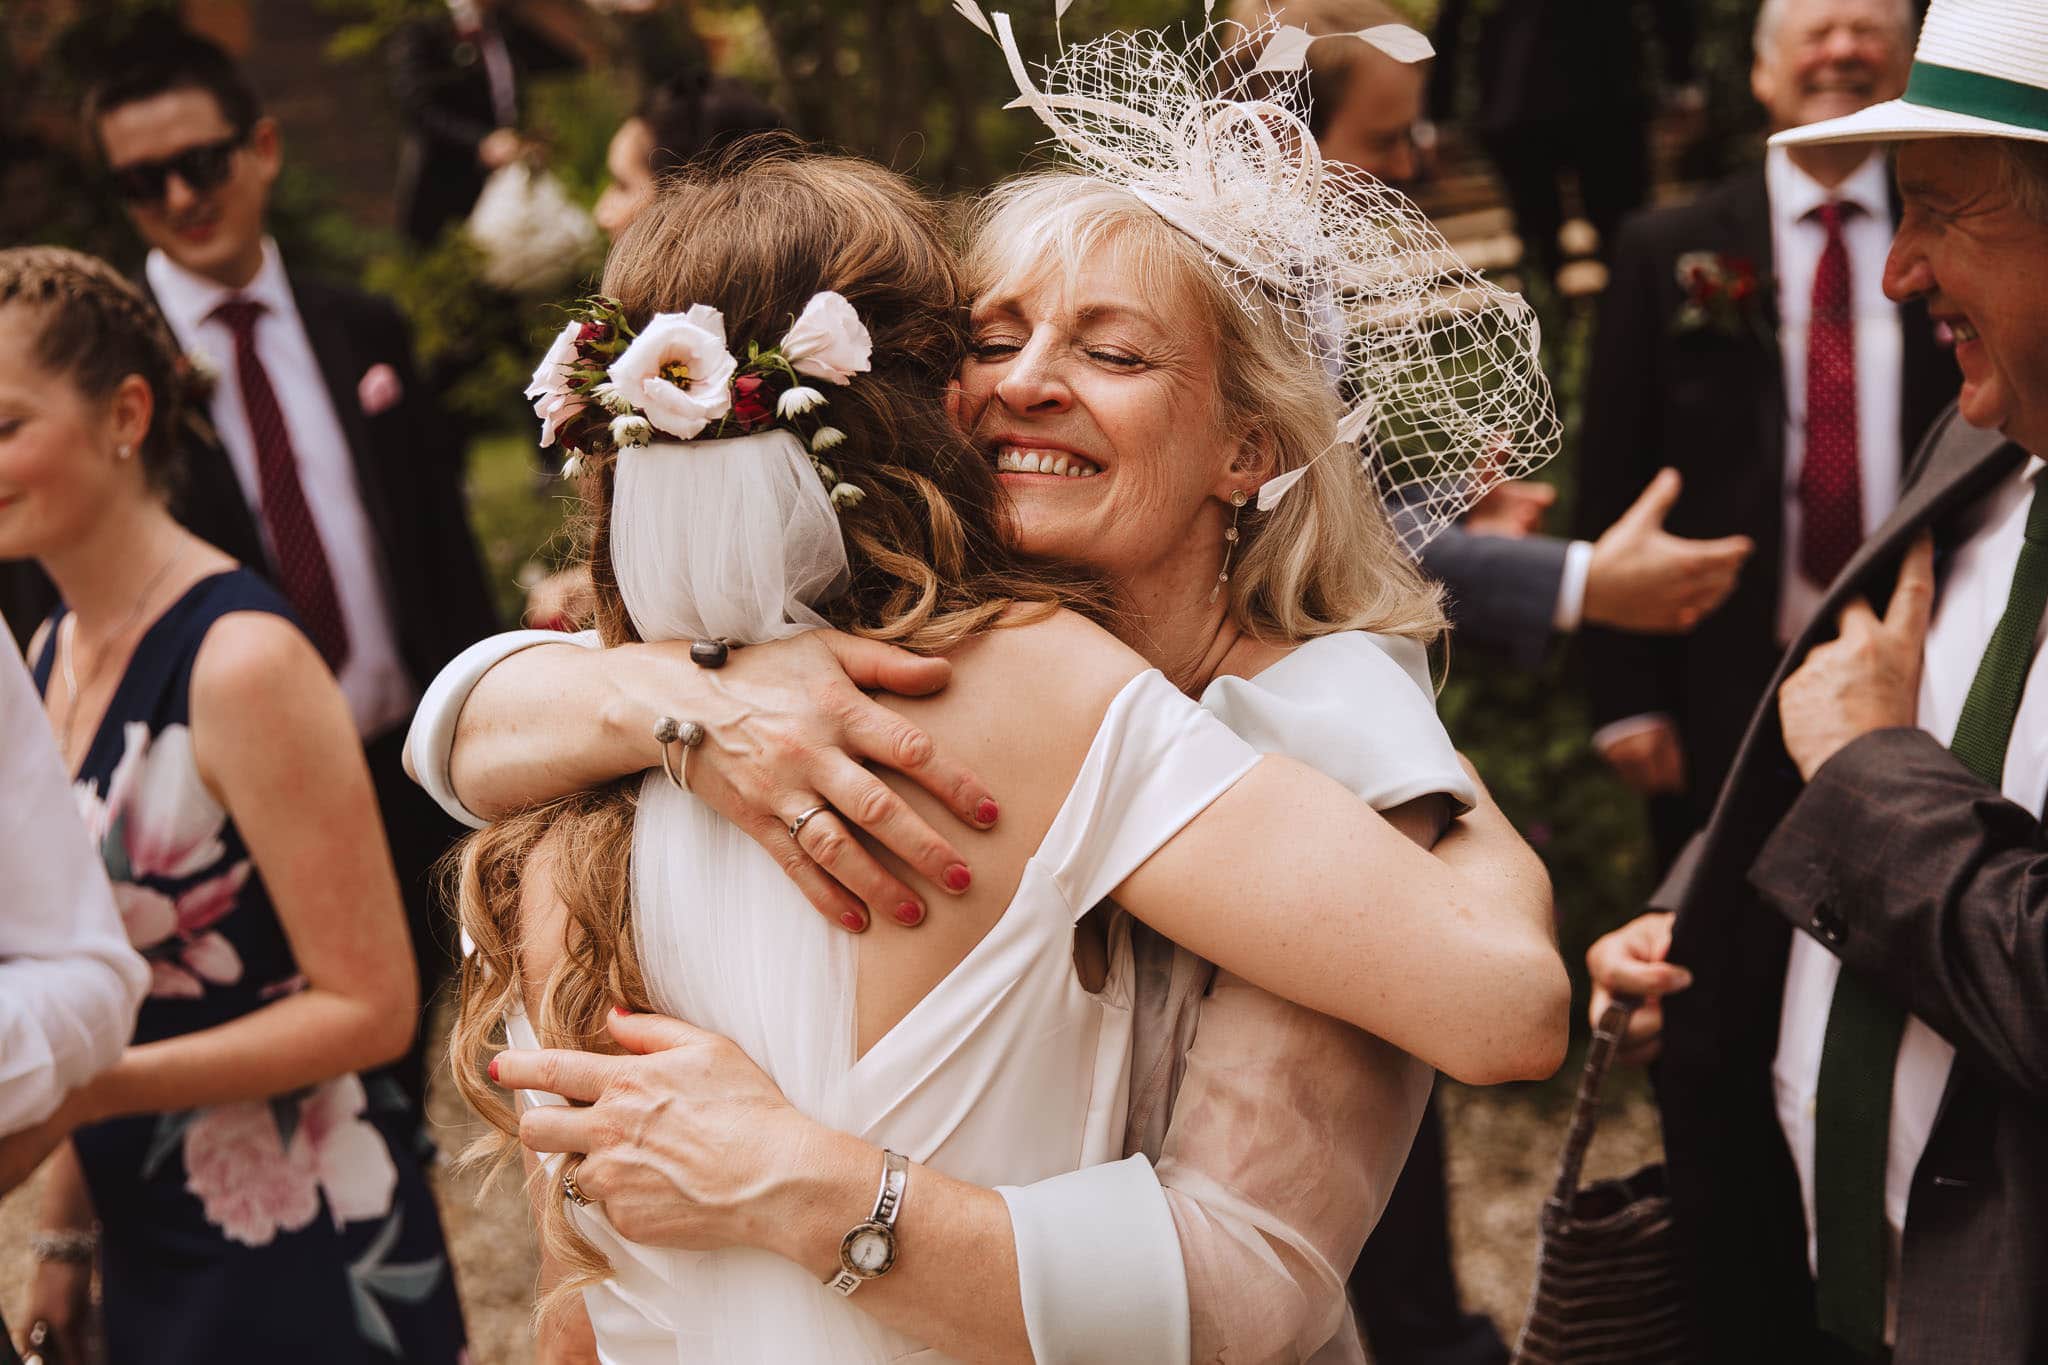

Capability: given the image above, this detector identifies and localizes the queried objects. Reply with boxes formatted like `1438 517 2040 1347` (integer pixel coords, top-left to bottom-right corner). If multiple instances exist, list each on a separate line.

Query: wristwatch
826 1149 909 1296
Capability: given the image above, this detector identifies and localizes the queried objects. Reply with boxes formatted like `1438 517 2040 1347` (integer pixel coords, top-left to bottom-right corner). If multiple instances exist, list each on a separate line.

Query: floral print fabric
36 570 466 1363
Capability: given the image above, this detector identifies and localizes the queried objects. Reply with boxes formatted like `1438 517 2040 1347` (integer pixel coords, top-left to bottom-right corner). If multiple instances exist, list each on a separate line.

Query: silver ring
787 803 832 841
562 1164 595 1208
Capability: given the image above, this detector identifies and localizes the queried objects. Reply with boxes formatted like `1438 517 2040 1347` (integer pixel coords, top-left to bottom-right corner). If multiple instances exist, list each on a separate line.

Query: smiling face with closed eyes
955 240 1255 606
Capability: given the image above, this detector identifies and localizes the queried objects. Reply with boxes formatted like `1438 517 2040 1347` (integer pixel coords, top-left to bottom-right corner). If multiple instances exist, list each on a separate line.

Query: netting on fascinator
957 3 1561 550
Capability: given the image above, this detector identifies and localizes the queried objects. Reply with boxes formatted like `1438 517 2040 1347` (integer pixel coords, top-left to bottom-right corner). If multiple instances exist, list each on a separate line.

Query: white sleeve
1200 631 1476 813
1550 539 1595 633
998 1155 1192 1365
0 650 148 1134
403 628 601 828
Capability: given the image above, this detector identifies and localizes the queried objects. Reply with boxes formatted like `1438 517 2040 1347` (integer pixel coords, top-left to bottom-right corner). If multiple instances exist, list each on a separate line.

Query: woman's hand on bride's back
628 630 1002 932
499 1009 842 1263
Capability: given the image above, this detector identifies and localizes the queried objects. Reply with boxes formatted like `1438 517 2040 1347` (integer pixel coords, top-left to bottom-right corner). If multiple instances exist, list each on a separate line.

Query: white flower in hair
810 425 846 452
777 384 828 418
779 292 873 385
608 305 738 441
525 321 585 449
830 483 865 510
611 414 654 448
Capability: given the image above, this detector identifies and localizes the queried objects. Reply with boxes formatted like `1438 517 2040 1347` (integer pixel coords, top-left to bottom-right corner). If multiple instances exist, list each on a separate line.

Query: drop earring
1210 489 1248 603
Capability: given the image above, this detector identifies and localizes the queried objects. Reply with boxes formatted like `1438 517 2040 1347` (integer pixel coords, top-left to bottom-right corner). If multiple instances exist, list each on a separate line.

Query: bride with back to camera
428 12 1569 1363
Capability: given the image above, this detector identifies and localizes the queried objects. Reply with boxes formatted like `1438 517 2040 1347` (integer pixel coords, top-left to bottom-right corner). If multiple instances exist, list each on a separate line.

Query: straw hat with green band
1775 0 2048 148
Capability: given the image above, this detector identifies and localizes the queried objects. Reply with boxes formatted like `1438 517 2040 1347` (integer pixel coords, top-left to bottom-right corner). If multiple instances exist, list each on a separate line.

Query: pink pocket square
357 362 403 416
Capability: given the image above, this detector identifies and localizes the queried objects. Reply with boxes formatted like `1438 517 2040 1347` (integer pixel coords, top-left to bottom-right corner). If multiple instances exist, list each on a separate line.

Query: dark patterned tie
1814 481 2048 1356
1800 201 1863 588
210 298 351 671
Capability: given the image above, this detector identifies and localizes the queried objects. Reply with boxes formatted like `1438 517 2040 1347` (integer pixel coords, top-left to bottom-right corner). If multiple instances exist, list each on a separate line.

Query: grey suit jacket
1416 525 1568 667
1646 403 2048 1362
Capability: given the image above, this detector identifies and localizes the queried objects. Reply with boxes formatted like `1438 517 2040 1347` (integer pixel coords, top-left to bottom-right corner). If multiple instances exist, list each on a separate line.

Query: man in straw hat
1585 0 2048 1358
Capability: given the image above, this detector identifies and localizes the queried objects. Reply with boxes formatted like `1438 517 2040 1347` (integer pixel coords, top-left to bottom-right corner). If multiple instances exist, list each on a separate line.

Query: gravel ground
3 1016 1661 1363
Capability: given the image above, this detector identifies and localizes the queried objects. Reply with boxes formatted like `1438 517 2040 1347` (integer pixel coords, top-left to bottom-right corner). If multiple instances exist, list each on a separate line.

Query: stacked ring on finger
787 803 832 841
655 715 707 792
562 1161 596 1208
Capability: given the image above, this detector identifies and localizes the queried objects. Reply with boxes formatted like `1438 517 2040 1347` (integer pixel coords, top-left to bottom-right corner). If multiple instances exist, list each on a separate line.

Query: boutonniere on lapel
1672 252 1770 343
176 351 219 407
358 363 404 417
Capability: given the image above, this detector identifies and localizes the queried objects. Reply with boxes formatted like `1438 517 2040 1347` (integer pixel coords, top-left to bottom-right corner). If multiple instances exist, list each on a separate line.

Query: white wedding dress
511 664 1262 1363
491 430 1284 1363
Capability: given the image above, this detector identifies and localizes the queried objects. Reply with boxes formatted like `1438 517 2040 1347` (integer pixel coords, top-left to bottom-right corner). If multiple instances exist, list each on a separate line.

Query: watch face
845 1225 894 1275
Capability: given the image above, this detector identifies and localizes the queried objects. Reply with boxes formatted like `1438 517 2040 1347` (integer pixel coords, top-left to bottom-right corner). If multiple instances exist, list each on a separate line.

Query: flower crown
526 290 874 510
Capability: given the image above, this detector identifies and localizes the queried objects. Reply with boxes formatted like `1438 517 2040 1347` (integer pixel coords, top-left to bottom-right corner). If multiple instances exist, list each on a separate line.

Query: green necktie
1814 477 2048 1357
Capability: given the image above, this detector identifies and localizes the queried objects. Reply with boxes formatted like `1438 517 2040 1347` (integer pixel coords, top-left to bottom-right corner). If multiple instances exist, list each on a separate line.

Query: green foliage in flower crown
544 296 864 510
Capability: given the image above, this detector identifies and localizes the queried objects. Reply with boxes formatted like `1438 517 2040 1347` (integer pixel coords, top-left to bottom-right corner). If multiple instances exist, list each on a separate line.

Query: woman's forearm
1120 757 1571 1084
758 1127 1035 1365
36 1139 94 1229
81 990 412 1124
448 640 660 818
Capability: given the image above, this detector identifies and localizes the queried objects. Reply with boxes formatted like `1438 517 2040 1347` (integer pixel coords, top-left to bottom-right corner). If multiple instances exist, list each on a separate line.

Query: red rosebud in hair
731 374 774 431
574 320 611 364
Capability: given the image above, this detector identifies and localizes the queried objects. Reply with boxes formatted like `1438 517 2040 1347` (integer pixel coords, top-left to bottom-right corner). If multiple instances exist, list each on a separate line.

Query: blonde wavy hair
447 141 1108 1317
963 172 1446 648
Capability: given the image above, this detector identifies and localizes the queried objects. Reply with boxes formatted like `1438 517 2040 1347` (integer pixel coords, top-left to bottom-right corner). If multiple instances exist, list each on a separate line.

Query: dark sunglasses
107 134 246 204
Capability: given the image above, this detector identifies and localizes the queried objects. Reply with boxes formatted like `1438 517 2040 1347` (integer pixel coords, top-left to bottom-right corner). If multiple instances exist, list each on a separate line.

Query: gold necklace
59 545 187 761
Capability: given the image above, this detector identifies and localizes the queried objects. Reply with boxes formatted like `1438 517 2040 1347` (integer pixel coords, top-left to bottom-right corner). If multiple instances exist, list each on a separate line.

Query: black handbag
1511 1001 1689 1365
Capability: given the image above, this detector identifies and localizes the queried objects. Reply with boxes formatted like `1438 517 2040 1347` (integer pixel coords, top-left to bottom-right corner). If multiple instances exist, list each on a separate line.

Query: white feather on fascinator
958 2 1560 550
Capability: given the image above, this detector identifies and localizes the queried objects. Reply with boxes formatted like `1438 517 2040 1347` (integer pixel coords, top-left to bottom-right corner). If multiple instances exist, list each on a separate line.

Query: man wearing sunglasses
19 22 498 1124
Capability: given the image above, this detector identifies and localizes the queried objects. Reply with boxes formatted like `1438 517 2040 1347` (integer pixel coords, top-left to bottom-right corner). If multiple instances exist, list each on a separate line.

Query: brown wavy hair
448 139 1107 1312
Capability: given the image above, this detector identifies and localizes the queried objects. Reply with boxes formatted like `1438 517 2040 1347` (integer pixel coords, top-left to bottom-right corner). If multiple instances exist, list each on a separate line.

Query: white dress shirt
1591 152 1903 761
0 644 148 1134
1769 146 1905 645
147 241 416 740
1774 456 2048 1301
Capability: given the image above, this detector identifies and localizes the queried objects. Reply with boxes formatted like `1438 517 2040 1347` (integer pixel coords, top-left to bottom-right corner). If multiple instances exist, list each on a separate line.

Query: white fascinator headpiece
957 2 1560 549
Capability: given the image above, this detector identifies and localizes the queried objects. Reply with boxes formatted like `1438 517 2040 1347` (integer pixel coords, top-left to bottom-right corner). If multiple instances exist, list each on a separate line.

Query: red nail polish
895 902 924 926
841 911 867 932
613 1005 632 1017
488 1057 500 1082
975 798 1000 825
944 863 972 892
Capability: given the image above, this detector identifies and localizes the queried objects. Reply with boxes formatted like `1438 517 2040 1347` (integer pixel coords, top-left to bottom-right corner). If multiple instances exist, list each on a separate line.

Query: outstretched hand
1582 468 1754 634
1779 533 1935 781
496 1010 820 1255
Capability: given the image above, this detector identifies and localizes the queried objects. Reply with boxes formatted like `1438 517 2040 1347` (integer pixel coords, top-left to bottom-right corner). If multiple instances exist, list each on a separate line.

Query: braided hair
0 246 206 498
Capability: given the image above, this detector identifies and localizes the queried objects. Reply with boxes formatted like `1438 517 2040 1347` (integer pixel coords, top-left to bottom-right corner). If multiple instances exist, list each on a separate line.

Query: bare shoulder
190 608 332 712
945 605 1152 708
189 610 356 796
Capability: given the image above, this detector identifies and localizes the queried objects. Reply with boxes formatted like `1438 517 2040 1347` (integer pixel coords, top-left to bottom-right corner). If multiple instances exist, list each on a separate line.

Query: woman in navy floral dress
2 252 466 1361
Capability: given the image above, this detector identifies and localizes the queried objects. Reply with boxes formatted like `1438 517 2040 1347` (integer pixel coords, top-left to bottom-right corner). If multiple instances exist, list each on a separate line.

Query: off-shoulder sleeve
1040 669 1260 921
404 628 599 828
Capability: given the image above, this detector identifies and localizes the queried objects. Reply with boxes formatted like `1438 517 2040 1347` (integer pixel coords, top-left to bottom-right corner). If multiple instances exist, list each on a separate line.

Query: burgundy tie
1799 200 1863 588
210 298 352 671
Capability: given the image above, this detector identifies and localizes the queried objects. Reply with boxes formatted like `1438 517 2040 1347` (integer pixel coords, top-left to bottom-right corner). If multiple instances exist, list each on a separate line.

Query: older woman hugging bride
417 13 1565 1363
